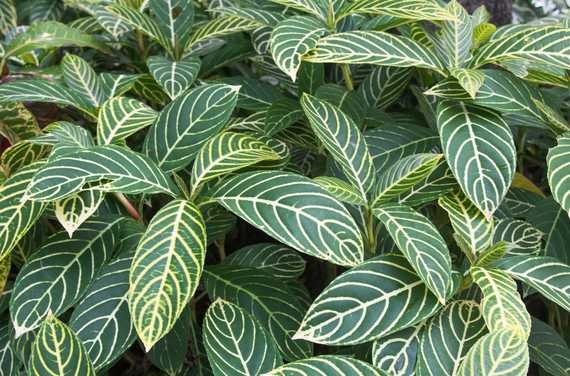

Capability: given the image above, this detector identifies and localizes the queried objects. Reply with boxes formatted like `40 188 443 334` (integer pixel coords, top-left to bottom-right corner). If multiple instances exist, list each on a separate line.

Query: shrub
0 0 569 375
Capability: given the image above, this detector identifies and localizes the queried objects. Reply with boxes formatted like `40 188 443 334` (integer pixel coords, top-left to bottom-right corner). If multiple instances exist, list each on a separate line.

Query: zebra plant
0 0 570 375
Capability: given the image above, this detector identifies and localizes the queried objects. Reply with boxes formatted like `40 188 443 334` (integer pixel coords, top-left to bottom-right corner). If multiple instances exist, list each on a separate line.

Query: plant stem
216 239 226 261
113 192 141 221
341 64 354 91
365 206 376 255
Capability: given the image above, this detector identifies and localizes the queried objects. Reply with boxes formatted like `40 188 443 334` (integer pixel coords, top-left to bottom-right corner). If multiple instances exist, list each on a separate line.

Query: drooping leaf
204 264 312 361
270 16 327 82
471 267 531 338
144 84 240 172
97 96 158 145
203 299 283 375
547 133 570 215
294 254 441 345
301 94 375 202
437 101 516 218
54 189 105 237
0 317 18 376
147 56 201 100
265 355 381 375
24 145 177 202
150 0 194 53
188 16 262 48
9 218 124 336
457 330 529 376
417 300 487 376
213 171 364 267
373 203 452 303
29 315 95 376
439 190 493 258
357 66 412 110
313 176 366 206
223 243 306 280
0 162 46 261
345 0 455 21
129 200 206 351
493 219 542 256
305 31 444 71
371 324 423 376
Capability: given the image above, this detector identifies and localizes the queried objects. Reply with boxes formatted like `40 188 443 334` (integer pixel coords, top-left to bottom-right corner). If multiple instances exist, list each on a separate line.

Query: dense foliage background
0 0 570 375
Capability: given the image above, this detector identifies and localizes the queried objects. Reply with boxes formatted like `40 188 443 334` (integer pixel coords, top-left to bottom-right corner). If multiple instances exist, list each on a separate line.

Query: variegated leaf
213 171 364 267
265 355 380 375
55 189 105 237
439 190 494 258
528 318 570 376
471 267 531 338
97 96 158 145
144 84 240 172
150 0 194 53
305 31 444 71
547 133 570 215
437 101 516 218
357 66 412 110
129 200 206 351
203 299 283 375
493 219 542 256
313 176 366 206
62 54 105 108
453 69 485 99
373 203 452 303
301 94 375 203
345 0 455 21
147 56 201 100
24 145 177 202
440 0 473 69
204 264 312 361
270 16 327 82
457 330 529 376
294 254 441 345
371 324 423 376
223 243 306 280
188 16 262 48
10 218 124 336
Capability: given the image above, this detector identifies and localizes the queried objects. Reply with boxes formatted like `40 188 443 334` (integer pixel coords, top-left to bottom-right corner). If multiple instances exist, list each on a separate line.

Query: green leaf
106 4 172 56
213 7 286 27
29 315 95 376
147 56 201 100
265 355 380 375
301 94 375 202
99 73 141 100
453 69 485 99
54 189 105 237
0 318 19 376
144 84 239 172
0 79 97 119
313 176 366 206
527 197 570 264
0 101 41 144
496 256 570 312
457 330 529 376
528 318 570 376
270 16 327 82
0 0 16 34
373 203 452 303
471 26 570 70
437 101 516 218
25 145 177 202
5 21 111 57
97 96 158 145
371 324 423 375
10 217 124 336
129 200 206 351
0 162 46 261
439 190 493 258
473 241 510 268
203 299 283 375
305 31 444 71
150 0 194 53
219 77 285 112
190 132 281 195
264 98 304 136
294 254 441 345
418 300 487 376
223 243 306 280
471 267 531 338
548 133 570 215
440 0 472 69
372 153 442 206
93 5 133 38
398 160 457 207
1 141 50 175
188 16 262 48
62 54 105 108
31 121 94 161
266 0 328 20
147 307 191 375
345 0 456 21
204 264 312 361
357 66 412 110
493 219 542 256
213 171 364 267
69 241 140 370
